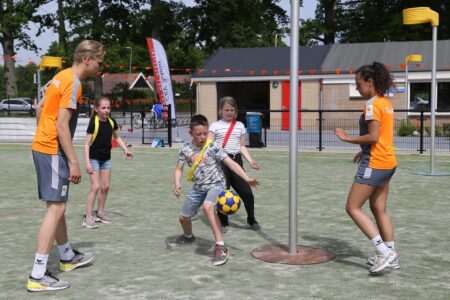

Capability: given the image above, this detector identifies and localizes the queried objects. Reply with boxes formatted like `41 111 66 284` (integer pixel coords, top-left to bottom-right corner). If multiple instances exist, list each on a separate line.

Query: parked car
0 98 35 115
78 102 94 116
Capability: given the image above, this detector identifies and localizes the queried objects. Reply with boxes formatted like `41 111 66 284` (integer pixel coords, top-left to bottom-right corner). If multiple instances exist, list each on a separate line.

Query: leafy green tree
0 66 4 98
301 0 450 45
339 0 450 43
57 0 68 56
16 63 38 98
0 0 52 97
62 0 148 46
20 0 288 102
181 0 289 55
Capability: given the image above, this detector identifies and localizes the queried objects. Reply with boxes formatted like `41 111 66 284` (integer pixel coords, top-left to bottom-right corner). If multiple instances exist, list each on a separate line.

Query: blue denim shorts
89 159 112 171
180 185 223 218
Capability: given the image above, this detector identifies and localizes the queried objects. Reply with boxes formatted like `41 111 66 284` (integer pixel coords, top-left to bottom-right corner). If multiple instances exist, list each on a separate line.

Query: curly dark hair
356 62 394 96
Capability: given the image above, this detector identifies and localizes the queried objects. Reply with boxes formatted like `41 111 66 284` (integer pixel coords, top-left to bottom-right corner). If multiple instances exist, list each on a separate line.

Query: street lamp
404 54 422 112
125 46 132 86
403 7 446 176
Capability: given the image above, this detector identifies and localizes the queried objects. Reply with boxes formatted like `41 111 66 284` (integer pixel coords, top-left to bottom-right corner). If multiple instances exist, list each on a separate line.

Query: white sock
184 234 193 238
371 235 389 254
57 242 75 261
31 253 48 279
385 241 395 250
216 240 225 246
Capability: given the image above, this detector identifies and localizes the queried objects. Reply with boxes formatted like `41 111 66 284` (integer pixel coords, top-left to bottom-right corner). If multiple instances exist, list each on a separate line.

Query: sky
8 0 318 65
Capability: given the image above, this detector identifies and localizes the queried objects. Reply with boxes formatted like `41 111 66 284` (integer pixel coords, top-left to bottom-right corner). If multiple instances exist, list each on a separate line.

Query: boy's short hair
190 114 208 130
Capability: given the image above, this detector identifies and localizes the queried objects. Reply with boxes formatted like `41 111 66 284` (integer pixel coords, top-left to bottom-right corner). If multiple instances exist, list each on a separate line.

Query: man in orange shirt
27 40 105 292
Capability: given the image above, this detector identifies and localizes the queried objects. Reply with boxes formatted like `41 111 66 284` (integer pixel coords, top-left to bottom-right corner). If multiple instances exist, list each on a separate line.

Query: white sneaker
369 250 400 273
94 210 112 224
368 251 400 269
82 215 98 229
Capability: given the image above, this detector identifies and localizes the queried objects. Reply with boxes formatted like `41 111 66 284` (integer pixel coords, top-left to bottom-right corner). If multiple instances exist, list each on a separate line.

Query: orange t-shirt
32 68 82 154
362 96 397 169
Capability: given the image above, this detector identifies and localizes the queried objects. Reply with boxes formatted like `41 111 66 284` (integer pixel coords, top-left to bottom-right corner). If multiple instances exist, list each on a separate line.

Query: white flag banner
146 37 176 119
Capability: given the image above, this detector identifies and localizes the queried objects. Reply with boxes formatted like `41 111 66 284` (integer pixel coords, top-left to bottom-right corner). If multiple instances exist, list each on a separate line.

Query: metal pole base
251 245 335 265
414 171 450 176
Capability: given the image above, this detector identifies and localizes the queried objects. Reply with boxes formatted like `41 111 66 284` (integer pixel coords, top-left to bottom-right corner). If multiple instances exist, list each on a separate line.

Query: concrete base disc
251 245 336 265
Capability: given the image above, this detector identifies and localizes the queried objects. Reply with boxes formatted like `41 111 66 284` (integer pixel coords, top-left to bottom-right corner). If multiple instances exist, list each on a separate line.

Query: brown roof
88 73 192 95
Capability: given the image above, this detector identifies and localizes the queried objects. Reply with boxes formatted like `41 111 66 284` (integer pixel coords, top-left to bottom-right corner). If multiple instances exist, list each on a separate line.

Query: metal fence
109 104 174 147
113 107 450 152
2 106 449 153
240 109 450 153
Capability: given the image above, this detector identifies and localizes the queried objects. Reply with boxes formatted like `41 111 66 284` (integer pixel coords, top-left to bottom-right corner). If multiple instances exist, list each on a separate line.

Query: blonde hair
218 96 238 119
74 40 105 63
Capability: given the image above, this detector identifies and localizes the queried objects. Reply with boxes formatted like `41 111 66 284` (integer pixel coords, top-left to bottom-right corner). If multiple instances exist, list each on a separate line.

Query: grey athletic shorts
32 150 70 201
354 165 396 186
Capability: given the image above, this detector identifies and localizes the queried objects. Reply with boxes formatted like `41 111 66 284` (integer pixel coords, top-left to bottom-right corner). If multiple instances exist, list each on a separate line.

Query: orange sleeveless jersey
364 96 397 169
32 68 82 154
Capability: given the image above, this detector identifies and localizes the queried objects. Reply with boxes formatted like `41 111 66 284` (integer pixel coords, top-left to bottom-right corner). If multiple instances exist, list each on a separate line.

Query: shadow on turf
165 235 216 257
197 213 254 230
187 214 385 273
197 214 288 250
301 234 377 271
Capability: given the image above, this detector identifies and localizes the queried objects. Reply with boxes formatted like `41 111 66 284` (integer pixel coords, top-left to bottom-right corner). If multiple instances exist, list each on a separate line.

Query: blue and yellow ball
216 190 241 215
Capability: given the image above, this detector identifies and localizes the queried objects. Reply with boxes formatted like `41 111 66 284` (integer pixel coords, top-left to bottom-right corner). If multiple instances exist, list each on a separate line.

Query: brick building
191 40 450 129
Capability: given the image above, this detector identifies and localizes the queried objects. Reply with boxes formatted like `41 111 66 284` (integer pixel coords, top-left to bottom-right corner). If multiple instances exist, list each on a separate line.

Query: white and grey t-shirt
177 141 228 192
209 119 246 154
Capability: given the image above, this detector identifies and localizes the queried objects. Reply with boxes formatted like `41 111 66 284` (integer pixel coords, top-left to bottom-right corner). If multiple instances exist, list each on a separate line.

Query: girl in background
83 97 133 229
208 96 260 231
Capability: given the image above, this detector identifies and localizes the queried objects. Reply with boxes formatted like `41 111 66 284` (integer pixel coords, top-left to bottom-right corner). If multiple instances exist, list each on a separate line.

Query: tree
300 0 346 45
181 0 289 55
57 0 67 56
339 0 450 43
300 0 450 45
0 0 51 97
16 62 38 99
131 0 206 71
8 0 288 101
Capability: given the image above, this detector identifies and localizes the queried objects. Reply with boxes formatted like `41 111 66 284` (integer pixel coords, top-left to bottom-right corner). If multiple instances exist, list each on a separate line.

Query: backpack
91 115 114 144
151 138 165 148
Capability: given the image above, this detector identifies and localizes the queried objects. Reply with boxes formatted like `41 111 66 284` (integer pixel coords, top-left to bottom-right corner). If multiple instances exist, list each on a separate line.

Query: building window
410 81 450 111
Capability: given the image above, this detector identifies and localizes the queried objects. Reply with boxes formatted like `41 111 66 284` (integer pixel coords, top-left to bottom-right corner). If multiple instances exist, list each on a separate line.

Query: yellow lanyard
187 139 212 182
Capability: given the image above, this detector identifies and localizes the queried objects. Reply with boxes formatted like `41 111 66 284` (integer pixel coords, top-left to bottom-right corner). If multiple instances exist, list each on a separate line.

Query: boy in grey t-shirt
172 115 258 266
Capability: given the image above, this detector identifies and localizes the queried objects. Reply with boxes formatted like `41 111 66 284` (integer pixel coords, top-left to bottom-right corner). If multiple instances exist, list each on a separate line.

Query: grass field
1 144 450 299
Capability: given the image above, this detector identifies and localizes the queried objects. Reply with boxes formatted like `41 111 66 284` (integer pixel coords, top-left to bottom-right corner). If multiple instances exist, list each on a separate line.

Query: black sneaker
212 244 229 266
247 219 261 231
221 226 229 233
168 235 197 247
